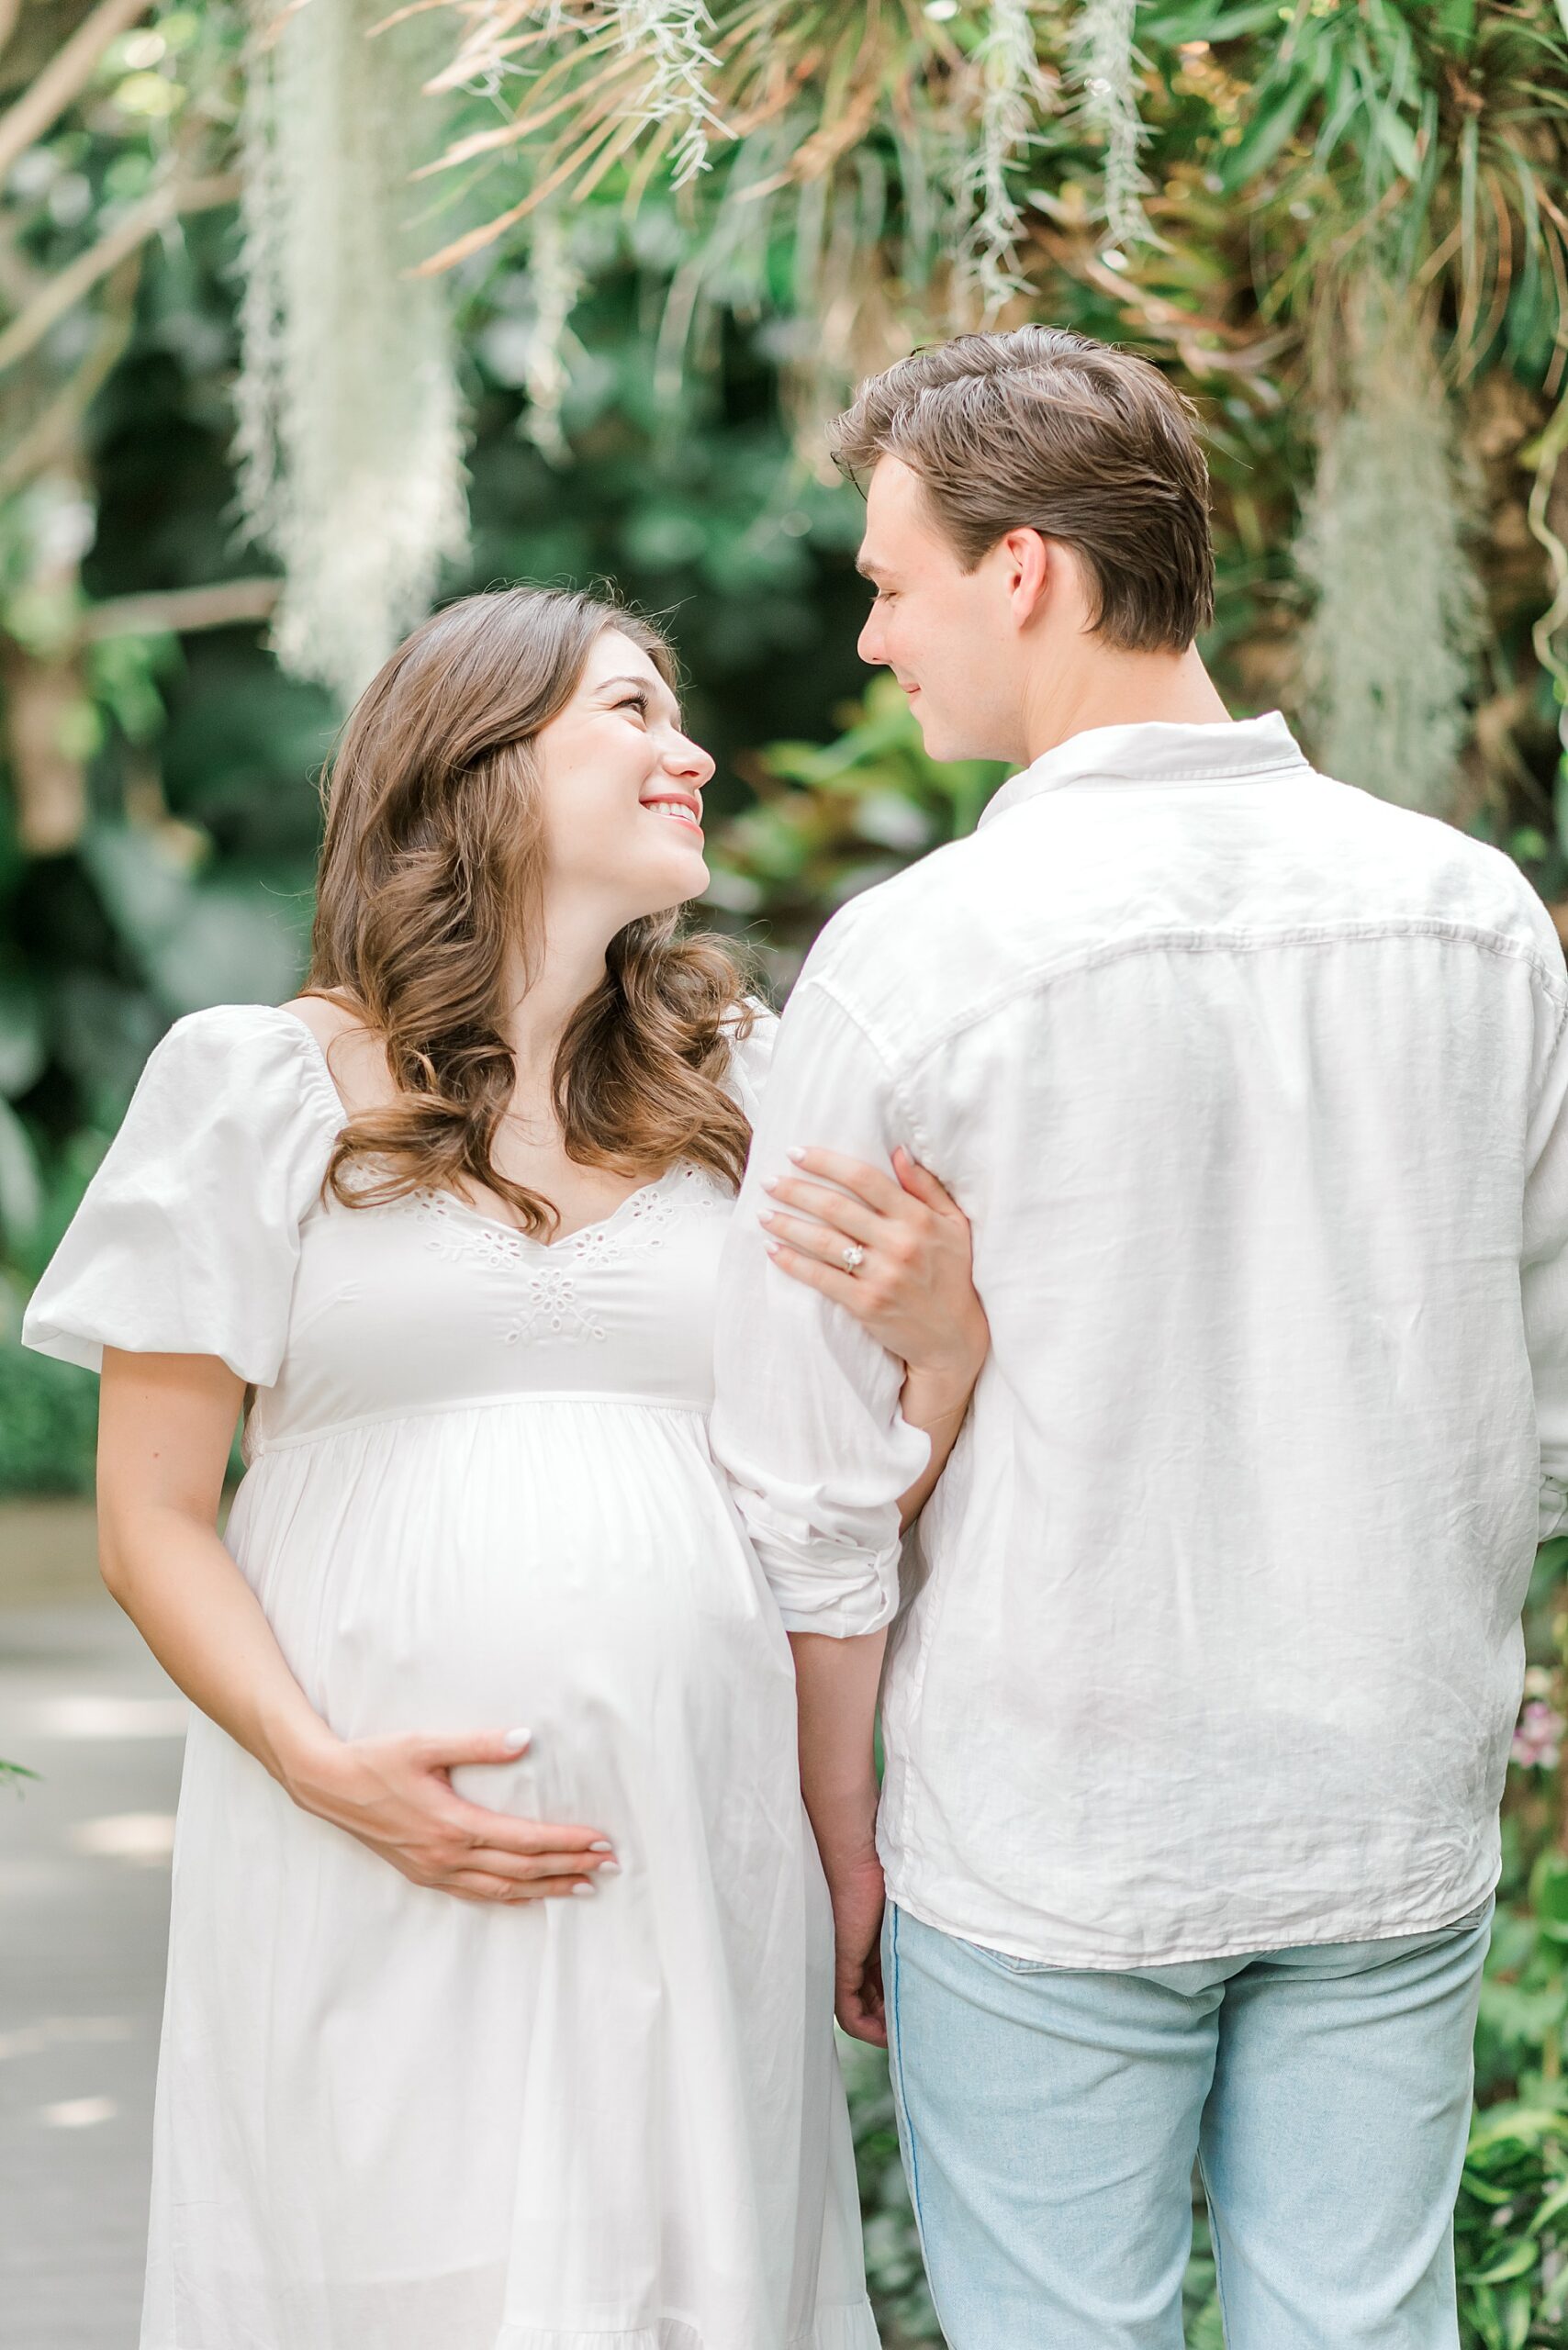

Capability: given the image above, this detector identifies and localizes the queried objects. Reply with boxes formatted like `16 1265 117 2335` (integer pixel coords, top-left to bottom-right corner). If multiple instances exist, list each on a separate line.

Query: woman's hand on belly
94 1352 614 1908
286 1726 617 1904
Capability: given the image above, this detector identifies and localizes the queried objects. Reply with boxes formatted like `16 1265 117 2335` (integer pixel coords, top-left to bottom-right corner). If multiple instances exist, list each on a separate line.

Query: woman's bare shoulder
277 990 363 1047
276 993 397 1113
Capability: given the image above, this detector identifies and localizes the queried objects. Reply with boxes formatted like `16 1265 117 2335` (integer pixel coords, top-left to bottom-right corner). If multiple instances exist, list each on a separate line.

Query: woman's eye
616 693 649 717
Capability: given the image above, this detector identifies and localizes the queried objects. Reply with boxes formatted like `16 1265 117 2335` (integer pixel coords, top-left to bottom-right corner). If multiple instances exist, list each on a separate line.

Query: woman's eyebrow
595 673 682 720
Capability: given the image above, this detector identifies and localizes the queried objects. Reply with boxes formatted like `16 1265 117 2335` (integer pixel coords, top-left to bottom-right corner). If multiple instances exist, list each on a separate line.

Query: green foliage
839 2036 941 2348
436 1 1568 388
482 0 1568 845
457 227 877 768
1182 2210 1226 2349
1459 2095 1568 2346
704 674 1006 984
0 1340 97 1495
1458 1549 1568 2345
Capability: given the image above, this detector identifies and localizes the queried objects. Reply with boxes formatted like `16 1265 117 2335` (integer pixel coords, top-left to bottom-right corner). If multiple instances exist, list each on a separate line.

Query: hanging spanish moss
1527 390 1568 774
961 0 1052 319
1069 0 1148 252
518 207 587 463
614 0 723 189
1294 277 1482 818
236 0 468 707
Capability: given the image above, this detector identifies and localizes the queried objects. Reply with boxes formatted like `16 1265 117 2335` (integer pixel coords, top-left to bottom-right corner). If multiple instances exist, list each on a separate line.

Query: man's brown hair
831 328 1215 655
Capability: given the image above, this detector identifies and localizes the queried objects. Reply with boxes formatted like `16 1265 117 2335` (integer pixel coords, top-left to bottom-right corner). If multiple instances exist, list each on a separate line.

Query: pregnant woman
23 586 987 2350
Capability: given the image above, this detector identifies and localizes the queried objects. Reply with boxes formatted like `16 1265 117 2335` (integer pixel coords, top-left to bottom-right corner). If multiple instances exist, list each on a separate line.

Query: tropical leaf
0 1095 39 1244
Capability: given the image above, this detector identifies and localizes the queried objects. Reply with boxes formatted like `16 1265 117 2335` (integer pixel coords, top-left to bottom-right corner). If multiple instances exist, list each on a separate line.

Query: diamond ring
842 1243 866 1272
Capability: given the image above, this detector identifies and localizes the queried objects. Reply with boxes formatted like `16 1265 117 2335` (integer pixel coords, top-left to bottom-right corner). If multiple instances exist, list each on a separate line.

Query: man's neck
1020 644 1231 767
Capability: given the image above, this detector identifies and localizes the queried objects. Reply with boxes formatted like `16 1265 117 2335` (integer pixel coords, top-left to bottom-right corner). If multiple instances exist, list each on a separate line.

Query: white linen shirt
711 711 1568 1968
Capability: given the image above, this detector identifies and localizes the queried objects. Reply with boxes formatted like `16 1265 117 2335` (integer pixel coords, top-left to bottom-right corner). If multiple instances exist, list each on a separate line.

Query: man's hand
826 1845 889 2045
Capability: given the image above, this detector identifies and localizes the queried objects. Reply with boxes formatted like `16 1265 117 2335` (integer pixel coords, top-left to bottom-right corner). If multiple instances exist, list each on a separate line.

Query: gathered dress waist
250 1389 712 1455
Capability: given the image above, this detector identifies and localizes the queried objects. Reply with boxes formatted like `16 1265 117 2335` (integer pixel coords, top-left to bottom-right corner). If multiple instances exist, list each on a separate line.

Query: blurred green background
5 1 1568 2340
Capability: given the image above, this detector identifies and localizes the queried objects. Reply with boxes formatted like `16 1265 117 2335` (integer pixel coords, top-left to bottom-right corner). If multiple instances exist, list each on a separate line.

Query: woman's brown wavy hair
306 585 756 1238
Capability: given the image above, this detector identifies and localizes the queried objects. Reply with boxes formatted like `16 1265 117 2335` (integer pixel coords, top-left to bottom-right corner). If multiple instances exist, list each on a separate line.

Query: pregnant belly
230 1399 797 1841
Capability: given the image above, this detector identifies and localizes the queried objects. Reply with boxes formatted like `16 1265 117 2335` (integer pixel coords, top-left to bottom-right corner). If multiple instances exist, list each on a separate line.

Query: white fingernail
589 1839 614 1852
572 1880 597 1897
596 1860 622 1876
788 1147 807 1162
502 1728 531 1752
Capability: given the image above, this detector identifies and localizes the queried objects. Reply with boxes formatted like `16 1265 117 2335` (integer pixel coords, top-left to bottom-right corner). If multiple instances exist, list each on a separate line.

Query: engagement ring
842 1244 866 1272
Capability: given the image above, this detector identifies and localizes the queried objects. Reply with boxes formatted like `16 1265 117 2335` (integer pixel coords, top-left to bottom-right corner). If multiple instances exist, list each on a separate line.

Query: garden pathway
0 1502 182 2349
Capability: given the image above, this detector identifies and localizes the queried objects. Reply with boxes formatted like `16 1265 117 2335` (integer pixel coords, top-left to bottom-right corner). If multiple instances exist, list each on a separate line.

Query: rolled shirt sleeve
711 978 931 1636
1523 956 1568 1541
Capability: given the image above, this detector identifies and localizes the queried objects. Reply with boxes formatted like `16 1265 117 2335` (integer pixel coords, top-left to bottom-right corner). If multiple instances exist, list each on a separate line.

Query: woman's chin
635 848 710 916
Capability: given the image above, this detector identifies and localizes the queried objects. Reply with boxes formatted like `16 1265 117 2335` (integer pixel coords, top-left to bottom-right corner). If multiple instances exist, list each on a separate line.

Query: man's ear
1001 527 1051 625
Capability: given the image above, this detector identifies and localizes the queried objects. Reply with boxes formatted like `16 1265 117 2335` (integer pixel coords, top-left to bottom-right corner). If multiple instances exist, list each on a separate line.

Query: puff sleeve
22 1005 342 1385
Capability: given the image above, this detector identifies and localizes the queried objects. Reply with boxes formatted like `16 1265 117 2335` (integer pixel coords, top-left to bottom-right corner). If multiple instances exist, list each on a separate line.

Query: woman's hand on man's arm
761 1144 988 1526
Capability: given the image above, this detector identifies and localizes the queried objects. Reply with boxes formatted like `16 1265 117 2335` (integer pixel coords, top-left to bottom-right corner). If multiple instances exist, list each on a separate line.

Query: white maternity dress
23 1002 877 2350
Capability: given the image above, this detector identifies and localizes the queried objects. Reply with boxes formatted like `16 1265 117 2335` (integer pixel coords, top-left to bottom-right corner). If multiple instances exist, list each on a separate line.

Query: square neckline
270 1003 679 1254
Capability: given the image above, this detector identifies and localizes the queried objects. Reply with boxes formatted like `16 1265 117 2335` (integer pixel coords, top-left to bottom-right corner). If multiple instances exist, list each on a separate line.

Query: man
711 325 1568 2349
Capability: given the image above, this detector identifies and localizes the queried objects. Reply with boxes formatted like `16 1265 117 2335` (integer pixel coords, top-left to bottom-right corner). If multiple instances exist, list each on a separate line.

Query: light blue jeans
883 1897 1494 2349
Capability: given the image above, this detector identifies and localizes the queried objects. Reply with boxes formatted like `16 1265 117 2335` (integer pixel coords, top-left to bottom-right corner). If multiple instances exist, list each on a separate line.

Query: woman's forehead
583 629 663 682
579 630 679 712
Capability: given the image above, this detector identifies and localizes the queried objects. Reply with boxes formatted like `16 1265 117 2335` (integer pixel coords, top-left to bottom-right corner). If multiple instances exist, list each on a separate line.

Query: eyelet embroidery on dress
413 1163 728 1346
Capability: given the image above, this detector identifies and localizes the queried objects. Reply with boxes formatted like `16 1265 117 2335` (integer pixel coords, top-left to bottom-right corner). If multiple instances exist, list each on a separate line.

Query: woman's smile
642 788 704 836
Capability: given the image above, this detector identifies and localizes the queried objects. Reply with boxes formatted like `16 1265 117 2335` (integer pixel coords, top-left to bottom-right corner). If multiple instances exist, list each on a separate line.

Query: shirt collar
976 711 1311 832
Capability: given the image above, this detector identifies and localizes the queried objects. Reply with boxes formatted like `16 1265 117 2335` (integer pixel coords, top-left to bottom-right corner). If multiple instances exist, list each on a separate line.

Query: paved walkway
0 1503 184 2349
